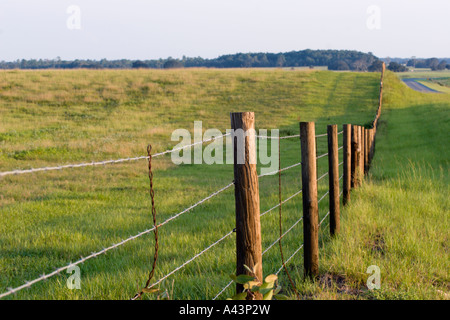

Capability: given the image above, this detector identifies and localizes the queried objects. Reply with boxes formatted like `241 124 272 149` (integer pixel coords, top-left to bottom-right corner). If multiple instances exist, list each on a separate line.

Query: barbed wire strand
315 133 328 138
318 190 330 204
275 244 304 276
256 134 300 140
260 188 303 218
317 171 329 182
319 211 331 227
316 152 328 160
263 216 303 256
258 161 302 178
0 133 231 177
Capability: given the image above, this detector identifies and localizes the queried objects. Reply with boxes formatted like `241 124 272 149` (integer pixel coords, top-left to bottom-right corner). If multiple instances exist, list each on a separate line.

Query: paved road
402 78 440 93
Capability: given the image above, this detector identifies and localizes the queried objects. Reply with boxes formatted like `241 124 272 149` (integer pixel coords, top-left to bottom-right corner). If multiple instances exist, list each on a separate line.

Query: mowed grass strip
1 68 382 299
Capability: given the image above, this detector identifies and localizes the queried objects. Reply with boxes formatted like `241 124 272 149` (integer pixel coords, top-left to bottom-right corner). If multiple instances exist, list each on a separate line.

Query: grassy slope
300 71 449 300
0 69 448 300
0 69 380 300
417 80 450 94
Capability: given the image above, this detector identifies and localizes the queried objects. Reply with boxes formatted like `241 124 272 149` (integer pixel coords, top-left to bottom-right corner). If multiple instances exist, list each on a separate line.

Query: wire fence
0 64 385 300
0 129 345 300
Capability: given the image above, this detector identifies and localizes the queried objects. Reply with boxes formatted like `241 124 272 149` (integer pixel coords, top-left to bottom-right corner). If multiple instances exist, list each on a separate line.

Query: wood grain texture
343 124 351 205
300 122 319 278
327 125 340 236
230 112 262 298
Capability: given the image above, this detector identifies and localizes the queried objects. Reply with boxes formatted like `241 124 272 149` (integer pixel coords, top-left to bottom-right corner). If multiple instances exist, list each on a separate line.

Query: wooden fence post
327 125 340 236
351 125 359 188
372 127 376 159
230 112 263 298
364 128 369 174
359 126 364 179
300 122 319 278
343 124 351 205
369 128 374 164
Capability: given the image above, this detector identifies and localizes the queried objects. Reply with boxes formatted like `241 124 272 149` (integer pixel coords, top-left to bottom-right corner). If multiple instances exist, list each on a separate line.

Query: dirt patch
368 232 386 256
319 273 364 296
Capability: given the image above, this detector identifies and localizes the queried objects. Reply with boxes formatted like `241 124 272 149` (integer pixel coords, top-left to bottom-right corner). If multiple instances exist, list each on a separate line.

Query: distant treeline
383 57 450 71
0 50 384 72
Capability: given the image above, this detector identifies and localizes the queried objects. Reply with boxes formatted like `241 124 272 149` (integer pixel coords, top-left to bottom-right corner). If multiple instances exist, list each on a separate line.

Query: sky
0 0 449 61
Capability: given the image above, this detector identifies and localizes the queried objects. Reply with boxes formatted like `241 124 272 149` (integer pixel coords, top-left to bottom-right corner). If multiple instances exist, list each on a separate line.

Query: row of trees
0 50 383 72
387 62 408 72
407 58 450 71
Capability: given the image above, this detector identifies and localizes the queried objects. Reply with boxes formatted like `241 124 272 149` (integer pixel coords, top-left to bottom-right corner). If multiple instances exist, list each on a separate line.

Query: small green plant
228 264 290 300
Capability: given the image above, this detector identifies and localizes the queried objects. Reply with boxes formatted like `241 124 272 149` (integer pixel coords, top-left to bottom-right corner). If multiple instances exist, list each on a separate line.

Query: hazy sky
0 0 449 61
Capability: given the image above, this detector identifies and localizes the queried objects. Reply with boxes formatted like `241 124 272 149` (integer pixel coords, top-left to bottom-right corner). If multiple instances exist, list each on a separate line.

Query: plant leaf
273 285 282 295
259 287 273 296
263 290 274 300
265 274 278 283
230 292 247 300
243 281 260 290
235 274 255 284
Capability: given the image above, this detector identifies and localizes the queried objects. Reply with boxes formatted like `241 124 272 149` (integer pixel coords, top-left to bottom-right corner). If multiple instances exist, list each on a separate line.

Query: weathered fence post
364 128 369 174
300 122 319 278
359 126 364 179
327 125 340 236
343 124 351 205
351 125 359 188
230 112 263 298
369 128 374 164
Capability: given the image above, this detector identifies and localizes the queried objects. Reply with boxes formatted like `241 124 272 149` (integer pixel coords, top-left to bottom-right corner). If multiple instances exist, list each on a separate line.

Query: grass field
296 70 449 299
417 78 450 94
0 68 448 300
397 70 450 93
397 70 450 80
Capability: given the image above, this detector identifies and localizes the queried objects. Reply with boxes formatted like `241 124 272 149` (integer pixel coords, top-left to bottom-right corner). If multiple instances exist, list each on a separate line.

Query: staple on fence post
230 112 263 299
327 125 340 236
300 122 319 278
343 124 351 205
351 125 358 189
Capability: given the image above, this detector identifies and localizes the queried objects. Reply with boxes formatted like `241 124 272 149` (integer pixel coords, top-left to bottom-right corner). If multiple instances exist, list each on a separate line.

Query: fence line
2 64 384 300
